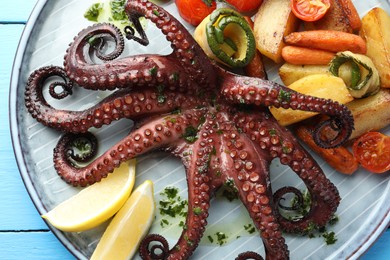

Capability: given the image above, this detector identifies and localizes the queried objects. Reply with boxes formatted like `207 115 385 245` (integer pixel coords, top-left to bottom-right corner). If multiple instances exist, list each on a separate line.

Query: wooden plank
0 0 37 23
0 232 74 259
0 24 48 230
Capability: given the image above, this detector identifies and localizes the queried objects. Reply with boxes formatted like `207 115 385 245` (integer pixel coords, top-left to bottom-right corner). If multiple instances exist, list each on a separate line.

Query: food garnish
91 180 155 260
84 0 133 31
41 159 136 232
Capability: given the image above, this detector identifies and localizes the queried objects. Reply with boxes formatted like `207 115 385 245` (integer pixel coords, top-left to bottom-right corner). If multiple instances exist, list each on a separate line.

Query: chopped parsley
323 231 337 245
110 0 127 21
278 89 291 102
287 190 339 245
158 187 188 227
159 187 187 218
84 3 103 22
244 223 256 234
193 207 203 215
215 232 228 245
182 126 199 143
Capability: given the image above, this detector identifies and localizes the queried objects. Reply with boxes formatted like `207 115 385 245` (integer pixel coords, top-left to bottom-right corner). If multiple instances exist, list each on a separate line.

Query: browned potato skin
360 8 390 88
253 0 299 63
279 63 329 86
347 89 390 140
304 0 353 33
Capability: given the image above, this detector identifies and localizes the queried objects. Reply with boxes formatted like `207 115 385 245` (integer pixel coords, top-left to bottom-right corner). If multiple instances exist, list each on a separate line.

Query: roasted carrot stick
244 50 268 79
284 30 367 54
281 46 335 65
243 16 267 79
295 126 359 175
339 0 362 31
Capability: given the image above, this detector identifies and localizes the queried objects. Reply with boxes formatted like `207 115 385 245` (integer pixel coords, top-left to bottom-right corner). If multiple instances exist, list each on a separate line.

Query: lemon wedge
42 159 136 232
91 180 155 260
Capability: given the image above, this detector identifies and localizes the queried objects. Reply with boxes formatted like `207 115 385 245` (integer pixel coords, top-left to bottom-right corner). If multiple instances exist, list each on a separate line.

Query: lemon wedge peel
42 159 136 232
91 180 155 260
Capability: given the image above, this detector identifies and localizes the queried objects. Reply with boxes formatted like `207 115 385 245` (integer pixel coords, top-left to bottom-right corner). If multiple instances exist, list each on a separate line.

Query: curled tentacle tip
49 81 73 99
313 116 354 149
139 234 169 260
64 132 98 163
235 251 264 260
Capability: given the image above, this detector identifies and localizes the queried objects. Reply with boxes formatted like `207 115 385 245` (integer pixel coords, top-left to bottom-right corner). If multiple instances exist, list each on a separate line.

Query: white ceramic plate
10 0 390 259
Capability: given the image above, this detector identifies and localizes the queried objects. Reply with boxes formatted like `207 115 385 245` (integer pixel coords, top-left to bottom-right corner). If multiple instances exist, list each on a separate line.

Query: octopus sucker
24 0 354 259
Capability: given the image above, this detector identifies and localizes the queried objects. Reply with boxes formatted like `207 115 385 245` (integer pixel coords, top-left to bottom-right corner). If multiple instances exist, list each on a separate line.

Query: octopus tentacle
139 234 170 260
217 115 288 260
65 132 98 163
236 251 264 260
25 66 204 133
125 0 217 88
274 187 304 211
165 114 217 259
220 70 354 148
53 108 206 186
234 112 340 233
64 23 199 92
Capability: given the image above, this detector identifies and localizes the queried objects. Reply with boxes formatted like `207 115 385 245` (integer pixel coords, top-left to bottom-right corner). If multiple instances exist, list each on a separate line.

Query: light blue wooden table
1 0 388 259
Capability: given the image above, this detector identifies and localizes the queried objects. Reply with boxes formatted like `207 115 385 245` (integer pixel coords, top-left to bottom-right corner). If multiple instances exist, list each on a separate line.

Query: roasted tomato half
352 132 390 174
291 0 331 22
175 0 216 26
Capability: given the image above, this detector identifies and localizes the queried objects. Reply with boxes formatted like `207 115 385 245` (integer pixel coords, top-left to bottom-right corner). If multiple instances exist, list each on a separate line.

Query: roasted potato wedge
360 7 390 88
279 63 330 86
347 89 390 139
270 74 353 126
253 0 299 63
304 0 353 33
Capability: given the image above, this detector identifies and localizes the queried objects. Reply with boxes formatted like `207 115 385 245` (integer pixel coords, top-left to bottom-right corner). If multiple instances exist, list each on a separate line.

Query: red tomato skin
291 0 331 22
352 132 390 174
225 0 263 12
175 0 216 26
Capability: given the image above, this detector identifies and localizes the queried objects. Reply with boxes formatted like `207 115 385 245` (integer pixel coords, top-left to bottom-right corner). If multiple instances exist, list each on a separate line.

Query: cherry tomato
352 132 390 174
175 0 216 26
291 0 331 22
225 0 263 13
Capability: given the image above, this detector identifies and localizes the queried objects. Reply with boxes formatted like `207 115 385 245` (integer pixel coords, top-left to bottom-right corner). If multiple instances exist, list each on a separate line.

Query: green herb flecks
110 0 127 21
218 179 238 201
158 187 188 219
215 232 228 245
269 129 277 136
182 126 199 143
84 3 103 22
288 190 339 245
244 223 256 234
278 89 291 102
156 84 167 104
193 207 203 215
323 231 337 245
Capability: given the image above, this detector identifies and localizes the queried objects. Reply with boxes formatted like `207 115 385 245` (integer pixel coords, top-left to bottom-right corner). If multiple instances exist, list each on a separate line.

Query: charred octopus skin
24 0 353 259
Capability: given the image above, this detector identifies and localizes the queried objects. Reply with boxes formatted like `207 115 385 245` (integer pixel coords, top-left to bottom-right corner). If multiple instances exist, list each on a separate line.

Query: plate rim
9 0 86 259
8 0 390 259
